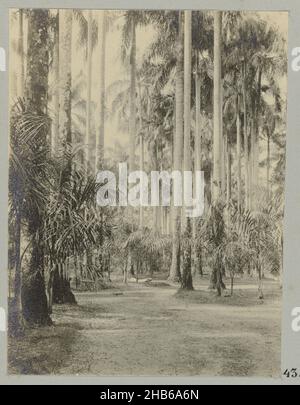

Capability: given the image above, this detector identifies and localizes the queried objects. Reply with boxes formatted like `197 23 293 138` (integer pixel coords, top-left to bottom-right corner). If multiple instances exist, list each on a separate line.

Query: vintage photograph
8 8 287 376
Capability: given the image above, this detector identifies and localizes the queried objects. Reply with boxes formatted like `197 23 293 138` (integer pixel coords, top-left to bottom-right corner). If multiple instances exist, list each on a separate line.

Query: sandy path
52 281 281 377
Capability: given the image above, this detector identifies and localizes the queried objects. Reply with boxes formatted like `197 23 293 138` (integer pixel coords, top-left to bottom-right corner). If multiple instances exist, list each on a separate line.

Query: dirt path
50 280 281 377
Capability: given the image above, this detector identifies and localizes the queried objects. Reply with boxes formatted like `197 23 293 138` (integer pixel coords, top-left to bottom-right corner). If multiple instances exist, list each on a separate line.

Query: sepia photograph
7 8 288 377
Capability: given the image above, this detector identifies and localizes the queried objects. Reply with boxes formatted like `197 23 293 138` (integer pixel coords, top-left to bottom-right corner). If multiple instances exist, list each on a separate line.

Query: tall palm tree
129 17 137 173
51 11 59 155
212 11 222 201
262 107 276 200
192 51 203 276
50 9 75 305
137 78 146 228
236 94 242 210
22 9 52 326
18 9 25 98
209 11 226 294
59 9 72 158
242 61 250 209
95 10 107 172
121 11 149 172
169 11 184 282
181 10 193 290
86 10 93 173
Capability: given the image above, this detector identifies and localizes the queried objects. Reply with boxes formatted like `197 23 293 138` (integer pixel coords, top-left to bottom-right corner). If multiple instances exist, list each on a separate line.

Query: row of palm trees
8 9 286 332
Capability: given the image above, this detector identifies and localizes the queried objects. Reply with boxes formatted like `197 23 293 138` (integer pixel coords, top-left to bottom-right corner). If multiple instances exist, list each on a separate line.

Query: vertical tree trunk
83 11 94 276
96 11 106 172
267 131 270 200
221 83 226 197
250 116 255 210
53 9 76 305
243 63 249 210
194 55 201 175
253 68 262 211
169 111 176 235
212 11 222 201
22 9 52 326
236 94 241 211
210 11 225 295
192 52 202 277
52 12 59 156
181 10 193 290
183 11 192 175
160 142 164 233
129 20 136 172
18 9 25 98
152 138 160 232
226 139 231 206
14 210 22 312
59 9 72 159
10 207 24 335
137 80 144 229
86 10 93 173
169 11 184 282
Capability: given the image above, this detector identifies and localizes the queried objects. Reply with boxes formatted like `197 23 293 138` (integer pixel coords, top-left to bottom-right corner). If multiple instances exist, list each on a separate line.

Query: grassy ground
8 276 281 376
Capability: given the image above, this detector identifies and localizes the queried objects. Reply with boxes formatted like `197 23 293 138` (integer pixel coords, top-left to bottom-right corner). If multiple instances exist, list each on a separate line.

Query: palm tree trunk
22 9 52 326
169 112 176 235
54 9 75 304
160 142 164 233
14 209 22 311
236 94 241 211
192 52 201 276
267 131 270 200
86 10 93 174
253 68 262 210
10 207 24 335
181 10 193 290
83 11 93 275
169 11 184 282
183 10 192 174
250 116 255 210
129 20 136 172
243 63 249 209
96 11 106 172
210 11 225 294
137 80 144 228
212 11 222 201
195 56 201 174
153 138 161 232
59 10 72 157
18 9 25 98
52 12 59 155
221 83 226 196
226 138 231 206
